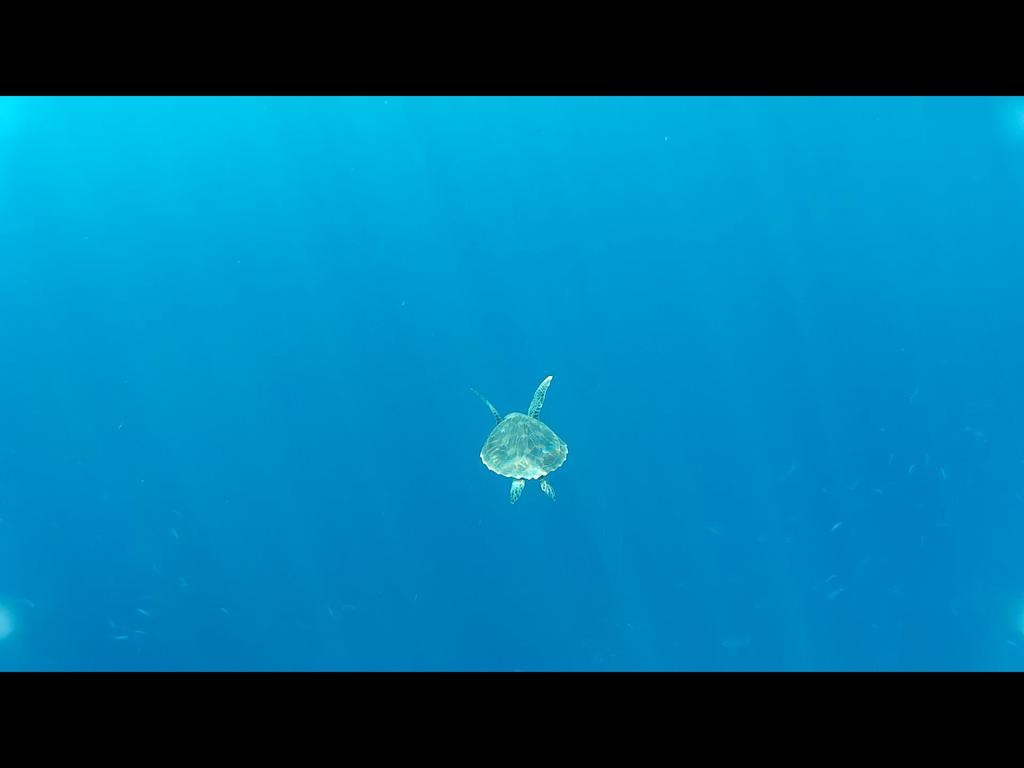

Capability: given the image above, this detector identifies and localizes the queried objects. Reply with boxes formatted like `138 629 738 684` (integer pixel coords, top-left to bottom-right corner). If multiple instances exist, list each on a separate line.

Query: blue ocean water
1 96 1023 671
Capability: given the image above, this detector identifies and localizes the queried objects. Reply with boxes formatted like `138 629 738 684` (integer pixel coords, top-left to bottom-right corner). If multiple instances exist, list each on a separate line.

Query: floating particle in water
720 634 751 649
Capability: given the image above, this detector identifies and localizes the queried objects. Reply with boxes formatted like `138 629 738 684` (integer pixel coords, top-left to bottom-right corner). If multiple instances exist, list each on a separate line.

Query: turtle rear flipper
540 478 555 501
510 479 525 504
527 375 553 419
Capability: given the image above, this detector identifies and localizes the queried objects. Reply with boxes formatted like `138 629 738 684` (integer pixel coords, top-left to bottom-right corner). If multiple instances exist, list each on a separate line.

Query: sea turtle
471 375 568 504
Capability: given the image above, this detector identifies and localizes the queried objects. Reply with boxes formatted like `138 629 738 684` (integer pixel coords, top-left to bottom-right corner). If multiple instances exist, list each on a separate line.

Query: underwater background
1 96 1023 671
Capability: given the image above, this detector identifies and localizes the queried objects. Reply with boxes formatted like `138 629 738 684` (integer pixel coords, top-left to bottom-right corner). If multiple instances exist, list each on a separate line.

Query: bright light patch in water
0 604 13 641
0 97 24 141
999 99 1024 140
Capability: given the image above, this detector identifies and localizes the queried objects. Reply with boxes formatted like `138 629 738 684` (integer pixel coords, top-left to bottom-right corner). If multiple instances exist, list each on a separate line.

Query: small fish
219 608 231 617
326 606 336 620
169 528 180 540
704 525 723 536
135 608 151 617
909 386 920 403
827 586 846 601
18 598 36 609
824 574 838 584
830 522 843 533
872 488 885 495
940 467 947 481
112 635 129 641
908 464 918 474
887 453 895 468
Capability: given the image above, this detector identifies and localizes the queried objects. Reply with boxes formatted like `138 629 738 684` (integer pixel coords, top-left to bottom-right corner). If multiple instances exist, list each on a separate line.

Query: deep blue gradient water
1 96 1024 671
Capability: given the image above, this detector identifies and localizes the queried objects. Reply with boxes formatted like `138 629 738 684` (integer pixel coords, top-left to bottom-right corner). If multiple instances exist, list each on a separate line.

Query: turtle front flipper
540 478 555 501
510 479 525 504
470 388 502 424
527 375 553 419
